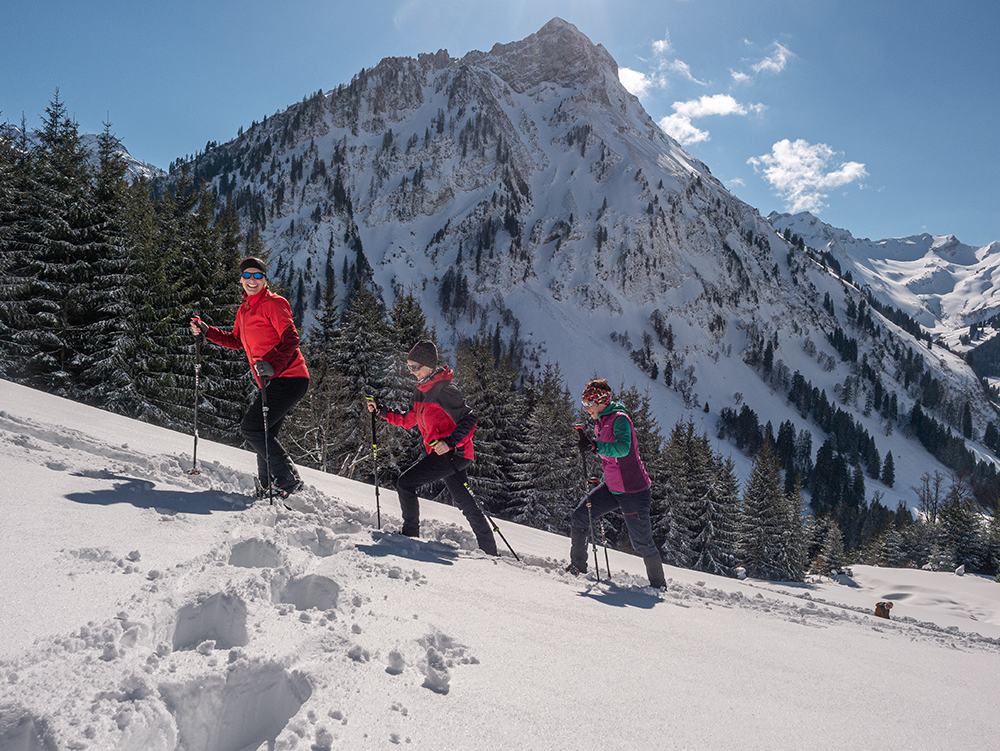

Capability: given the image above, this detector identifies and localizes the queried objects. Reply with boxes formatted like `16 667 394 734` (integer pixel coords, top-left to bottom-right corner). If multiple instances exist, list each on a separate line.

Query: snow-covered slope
2 378 999 750
771 210 1000 350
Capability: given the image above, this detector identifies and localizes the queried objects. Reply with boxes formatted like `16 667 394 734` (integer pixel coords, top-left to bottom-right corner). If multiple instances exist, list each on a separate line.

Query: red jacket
383 367 476 459
204 288 309 387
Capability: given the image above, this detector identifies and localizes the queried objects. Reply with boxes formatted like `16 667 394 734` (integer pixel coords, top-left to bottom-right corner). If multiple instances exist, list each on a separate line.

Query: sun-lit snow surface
1 377 999 751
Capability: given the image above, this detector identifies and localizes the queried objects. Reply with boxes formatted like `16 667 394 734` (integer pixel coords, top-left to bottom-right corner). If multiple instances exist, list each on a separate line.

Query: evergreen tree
988 501 1000 577
17 92 103 397
739 442 805 581
79 122 147 414
817 519 847 574
454 336 525 517
0 117 35 372
689 439 741 577
940 474 986 572
658 419 696 566
286 274 352 473
880 451 895 488
507 364 578 531
880 527 907 567
315 283 395 475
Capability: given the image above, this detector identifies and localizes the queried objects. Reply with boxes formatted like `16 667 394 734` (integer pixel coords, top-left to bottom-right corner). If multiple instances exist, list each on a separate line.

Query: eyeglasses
582 399 597 408
241 271 265 279
407 363 423 373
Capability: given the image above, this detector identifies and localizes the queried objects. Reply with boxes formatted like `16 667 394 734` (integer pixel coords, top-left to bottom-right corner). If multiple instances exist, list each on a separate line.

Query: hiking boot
273 477 304 499
643 554 666 590
568 527 589 575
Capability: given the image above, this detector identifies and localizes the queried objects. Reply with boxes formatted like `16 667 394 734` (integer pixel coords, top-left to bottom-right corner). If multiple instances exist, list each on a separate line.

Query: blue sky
4 0 998 246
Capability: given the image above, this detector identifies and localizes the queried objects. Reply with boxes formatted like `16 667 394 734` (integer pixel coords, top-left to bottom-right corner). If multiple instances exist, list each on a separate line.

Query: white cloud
619 67 655 98
652 31 672 56
674 94 764 118
622 27 707 99
658 114 710 145
748 139 868 213
664 60 708 86
658 95 765 145
752 42 793 75
733 42 795 83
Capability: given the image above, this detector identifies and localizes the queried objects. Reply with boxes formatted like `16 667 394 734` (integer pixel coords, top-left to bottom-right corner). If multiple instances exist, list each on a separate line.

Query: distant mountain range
770 210 1000 352
152 17 1000 501
80 133 165 182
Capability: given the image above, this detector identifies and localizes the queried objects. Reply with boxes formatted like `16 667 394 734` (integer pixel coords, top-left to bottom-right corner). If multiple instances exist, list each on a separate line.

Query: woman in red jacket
367 341 497 555
190 257 309 498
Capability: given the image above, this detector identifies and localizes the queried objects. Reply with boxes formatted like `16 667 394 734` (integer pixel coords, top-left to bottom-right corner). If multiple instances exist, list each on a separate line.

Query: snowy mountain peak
462 17 619 95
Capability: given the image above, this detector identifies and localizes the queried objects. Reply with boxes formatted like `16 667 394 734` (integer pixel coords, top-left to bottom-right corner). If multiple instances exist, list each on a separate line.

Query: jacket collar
598 400 625 418
416 366 452 390
242 288 271 309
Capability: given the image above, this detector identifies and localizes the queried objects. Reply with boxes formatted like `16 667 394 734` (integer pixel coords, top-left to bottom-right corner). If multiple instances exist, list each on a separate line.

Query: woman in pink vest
567 379 666 589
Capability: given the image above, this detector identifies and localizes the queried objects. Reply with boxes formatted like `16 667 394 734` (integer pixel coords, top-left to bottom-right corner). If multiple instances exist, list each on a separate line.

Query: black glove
254 361 275 378
576 425 597 453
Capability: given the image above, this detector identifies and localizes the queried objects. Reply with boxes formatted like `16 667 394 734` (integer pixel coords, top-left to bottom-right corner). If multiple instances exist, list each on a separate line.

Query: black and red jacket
382 367 476 459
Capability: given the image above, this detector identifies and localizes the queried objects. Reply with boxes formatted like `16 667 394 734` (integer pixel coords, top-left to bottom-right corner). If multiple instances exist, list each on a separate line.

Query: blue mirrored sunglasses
241 271 265 279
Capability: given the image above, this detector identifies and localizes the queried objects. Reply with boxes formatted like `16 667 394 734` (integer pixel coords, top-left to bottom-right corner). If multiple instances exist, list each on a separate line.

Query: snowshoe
273 477 304 500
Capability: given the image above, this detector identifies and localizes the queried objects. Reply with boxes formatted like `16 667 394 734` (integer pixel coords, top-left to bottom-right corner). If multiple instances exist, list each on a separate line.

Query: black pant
240 377 309 487
396 452 497 555
570 483 658 558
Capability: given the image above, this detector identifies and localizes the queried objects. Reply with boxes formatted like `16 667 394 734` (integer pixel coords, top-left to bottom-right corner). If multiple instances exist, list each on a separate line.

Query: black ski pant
570 483 659 560
396 452 498 555
241 376 309 488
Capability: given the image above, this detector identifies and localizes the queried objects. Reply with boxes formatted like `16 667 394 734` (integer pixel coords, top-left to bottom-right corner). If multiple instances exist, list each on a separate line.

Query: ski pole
259 369 274 506
186 318 205 475
576 425 605 581
433 441 520 561
598 511 611 577
365 396 382 529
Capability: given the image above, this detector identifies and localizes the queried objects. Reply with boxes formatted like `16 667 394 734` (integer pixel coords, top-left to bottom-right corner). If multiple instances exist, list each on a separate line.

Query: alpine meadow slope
2 378 1000 751
170 17 1000 508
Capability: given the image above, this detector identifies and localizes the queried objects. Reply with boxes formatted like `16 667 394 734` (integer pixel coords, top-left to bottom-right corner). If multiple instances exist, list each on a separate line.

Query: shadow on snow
577 582 661 609
65 474 247 515
355 531 461 566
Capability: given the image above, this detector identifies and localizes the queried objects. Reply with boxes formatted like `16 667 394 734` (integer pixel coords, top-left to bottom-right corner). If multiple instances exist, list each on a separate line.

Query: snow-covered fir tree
453 336 526 517
506 363 579 532
739 442 806 582
817 519 847 574
939 474 988 572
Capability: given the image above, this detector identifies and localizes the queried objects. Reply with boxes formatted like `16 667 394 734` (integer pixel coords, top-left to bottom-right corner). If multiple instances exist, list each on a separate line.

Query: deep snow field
1 378 998 751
